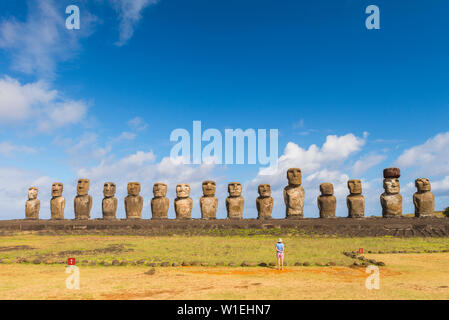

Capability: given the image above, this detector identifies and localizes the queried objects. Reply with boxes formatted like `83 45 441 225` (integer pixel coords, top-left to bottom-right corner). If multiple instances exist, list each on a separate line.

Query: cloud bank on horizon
0 0 448 219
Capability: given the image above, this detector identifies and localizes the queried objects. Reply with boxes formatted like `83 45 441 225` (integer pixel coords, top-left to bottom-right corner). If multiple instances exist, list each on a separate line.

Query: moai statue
50 182 65 219
200 180 218 219
257 184 273 219
380 168 402 218
413 178 435 218
347 179 365 218
283 168 305 219
174 184 193 219
151 182 169 219
125 182 143 219
74 179 92 220
226 182 244 219
318 183 336 218
25 187 40 220
102 182 117 219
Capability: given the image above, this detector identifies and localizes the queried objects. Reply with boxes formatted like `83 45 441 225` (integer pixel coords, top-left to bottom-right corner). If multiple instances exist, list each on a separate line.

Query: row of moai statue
25 167 436 220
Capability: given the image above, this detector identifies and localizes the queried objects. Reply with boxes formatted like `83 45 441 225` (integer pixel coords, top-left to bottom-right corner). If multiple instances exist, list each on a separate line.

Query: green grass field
1 233 449 266
2 233 449 299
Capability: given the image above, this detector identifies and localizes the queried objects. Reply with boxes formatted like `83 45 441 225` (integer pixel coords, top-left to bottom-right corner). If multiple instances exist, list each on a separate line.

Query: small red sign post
358 248 364 254
67 258 76 265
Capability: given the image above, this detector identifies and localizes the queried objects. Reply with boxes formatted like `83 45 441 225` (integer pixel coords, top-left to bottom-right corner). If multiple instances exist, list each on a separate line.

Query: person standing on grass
275 238 285 270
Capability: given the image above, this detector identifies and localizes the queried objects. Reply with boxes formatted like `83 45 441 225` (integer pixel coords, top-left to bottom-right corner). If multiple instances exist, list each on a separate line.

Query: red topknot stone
383 167 401 179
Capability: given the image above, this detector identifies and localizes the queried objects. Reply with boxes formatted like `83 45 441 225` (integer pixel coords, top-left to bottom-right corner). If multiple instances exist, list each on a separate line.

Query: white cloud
0 77 55 121
0 142 36 157
110 0 159 46
431 176 449 196
250 133 368 217
0 76 88 131
117 131 137 140
0 0 95 77
76 151 221 219
127 116 148 131
396 132 449 176
352 154 387 176
0 167 53 219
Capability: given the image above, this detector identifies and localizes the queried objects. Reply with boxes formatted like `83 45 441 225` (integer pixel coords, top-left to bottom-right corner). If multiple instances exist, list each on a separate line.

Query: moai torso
200 197 218 219
25 187 40 220
125 182 143 219
347 179 365 218
102 198 117 219
102 182 117 219
413 178 435 217
51 182 65 219
74 179 92 220
257 184 273 219
151 183 169 219
74 195 92 220
318 183 336 218
226 182 244 219
175 184 192 219
347 196 365 218
151 198 169 219
283 168 304 218
381 168 402 218
380 193 402 217
200 180 218 219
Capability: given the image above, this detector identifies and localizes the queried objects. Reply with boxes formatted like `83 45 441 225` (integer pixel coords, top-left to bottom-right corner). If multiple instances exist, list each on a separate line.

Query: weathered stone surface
347 179 365 218
102 182 117 220
256 184 273 219
175 184 193 219
318 183 336 218
74 179 92 220
226 182 244 219
144 268 156 275
151 183 169 219
414 178 435 217
50 182 65 220
200 180 218 219
383 167 401 179
381 174 402 218
284 168 305 219
25 187 40 220
125 182 143 219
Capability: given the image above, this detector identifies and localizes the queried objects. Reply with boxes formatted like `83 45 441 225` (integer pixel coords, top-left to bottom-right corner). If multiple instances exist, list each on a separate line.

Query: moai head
348 179 362 195
320 183 334 196
103 182 116 198
287 168 302 186
153 182 167 198
202 180 216 197
77 179 90 196
28 187 38 200
258 184 272 197
127 182 141 196
383 167 401 195
415 178 431 193
176 184 191 198
51 182 63 197
383 178 400 194
228 182 242 197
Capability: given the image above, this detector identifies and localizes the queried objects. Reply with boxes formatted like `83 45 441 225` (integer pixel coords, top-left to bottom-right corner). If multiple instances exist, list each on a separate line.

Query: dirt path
1 253 449 299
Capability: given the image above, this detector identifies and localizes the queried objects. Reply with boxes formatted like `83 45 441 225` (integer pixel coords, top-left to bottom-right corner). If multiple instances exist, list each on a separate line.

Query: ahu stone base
1 217 449 237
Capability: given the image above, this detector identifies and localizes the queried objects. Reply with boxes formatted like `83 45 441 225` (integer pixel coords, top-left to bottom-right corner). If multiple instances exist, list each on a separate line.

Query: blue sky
0 0 449 219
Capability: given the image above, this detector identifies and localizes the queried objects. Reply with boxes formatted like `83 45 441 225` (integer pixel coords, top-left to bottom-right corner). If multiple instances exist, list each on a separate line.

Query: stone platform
1 217 449 237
